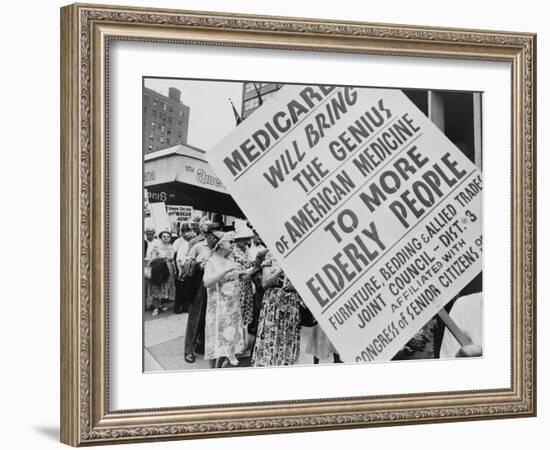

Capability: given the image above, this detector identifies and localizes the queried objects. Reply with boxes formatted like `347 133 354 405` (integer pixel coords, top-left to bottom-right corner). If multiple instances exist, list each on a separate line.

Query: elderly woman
231 226 259 328
203 232 252 368
148 229 176 316
252 251 302 367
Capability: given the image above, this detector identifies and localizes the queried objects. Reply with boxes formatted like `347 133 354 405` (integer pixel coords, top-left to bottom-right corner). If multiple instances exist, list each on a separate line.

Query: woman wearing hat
203 232 249 367
148 229 176 316
231 226 259 329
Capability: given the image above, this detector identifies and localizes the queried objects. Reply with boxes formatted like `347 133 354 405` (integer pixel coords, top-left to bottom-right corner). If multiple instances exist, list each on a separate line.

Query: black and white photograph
142 78 483 372
51 0 541 446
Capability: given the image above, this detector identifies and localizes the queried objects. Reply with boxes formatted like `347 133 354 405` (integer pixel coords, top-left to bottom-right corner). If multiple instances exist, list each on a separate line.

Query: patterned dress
204 256 246 362
149 242 176 301
252 252 301 367
232 245 254 326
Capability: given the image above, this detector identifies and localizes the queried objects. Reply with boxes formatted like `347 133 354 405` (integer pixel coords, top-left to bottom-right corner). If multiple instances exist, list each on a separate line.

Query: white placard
166 205 193 220
208 85 482 362
166 204 193 230
148 202 170 233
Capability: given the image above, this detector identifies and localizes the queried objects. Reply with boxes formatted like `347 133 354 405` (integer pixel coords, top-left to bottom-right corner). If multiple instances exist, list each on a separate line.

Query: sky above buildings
144 77 244 151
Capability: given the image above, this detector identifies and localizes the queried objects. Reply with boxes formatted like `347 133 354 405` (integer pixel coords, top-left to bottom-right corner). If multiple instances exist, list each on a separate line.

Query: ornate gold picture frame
60 3 536 446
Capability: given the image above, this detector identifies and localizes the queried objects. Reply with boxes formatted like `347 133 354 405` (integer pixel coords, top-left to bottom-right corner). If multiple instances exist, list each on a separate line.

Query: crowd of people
144 217 341 368
144 216 483 369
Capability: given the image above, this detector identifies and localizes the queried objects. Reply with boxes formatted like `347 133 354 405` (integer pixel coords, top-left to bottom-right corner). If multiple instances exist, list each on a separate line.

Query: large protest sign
207 85 482 363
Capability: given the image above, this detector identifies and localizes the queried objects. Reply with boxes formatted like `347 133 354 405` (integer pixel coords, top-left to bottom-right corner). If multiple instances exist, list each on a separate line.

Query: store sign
207 85 483 362
144 151 227 194
147 190 171 203
195 168 225 190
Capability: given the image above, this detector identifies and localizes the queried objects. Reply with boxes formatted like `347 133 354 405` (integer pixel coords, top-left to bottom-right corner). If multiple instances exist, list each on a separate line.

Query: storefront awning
145 144 244 217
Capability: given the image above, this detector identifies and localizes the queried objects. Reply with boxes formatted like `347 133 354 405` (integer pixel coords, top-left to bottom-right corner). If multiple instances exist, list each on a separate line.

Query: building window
178 110 183 116
151 121 155 127
153 98 158 106
167 117 172 124
149 133 154 141
177 120 183 126
143 106 147 113
168 105 173 113
162 103 167 111
159 125 165 132
245 98 259 110
166 138 171 145
160 113 166 120
152 110 157 117
144 94 149 103
147 145 153 151
167 127 171 135
159 136 165 143
177 131 182 138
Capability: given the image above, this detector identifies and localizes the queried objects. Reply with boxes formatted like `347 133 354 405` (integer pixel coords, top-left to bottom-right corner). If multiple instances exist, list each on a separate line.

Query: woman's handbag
150 258 170 286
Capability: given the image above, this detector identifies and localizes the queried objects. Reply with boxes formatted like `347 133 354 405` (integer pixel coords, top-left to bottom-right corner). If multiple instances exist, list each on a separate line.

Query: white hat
213 231 235 250
233 221 255 240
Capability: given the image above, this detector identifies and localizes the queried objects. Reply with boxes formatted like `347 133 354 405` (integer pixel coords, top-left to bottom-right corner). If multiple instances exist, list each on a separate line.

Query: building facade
240 82 481 169
143 87 190 154
144 143 244 234
241 82 284 119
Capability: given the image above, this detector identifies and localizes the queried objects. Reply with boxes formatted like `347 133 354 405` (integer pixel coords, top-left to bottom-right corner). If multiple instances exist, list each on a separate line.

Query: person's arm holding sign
456 344 482 357
439 293 483 358
261 265 284 290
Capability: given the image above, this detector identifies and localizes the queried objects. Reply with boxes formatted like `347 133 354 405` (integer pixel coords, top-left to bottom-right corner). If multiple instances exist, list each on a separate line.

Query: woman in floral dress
231 227 258 328
148 229 176 316
252 251 302 367
203 232 247 367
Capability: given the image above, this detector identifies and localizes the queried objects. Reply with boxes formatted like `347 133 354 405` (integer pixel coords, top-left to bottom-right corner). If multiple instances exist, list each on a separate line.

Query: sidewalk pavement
144 305 324 372
144 306 210 371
